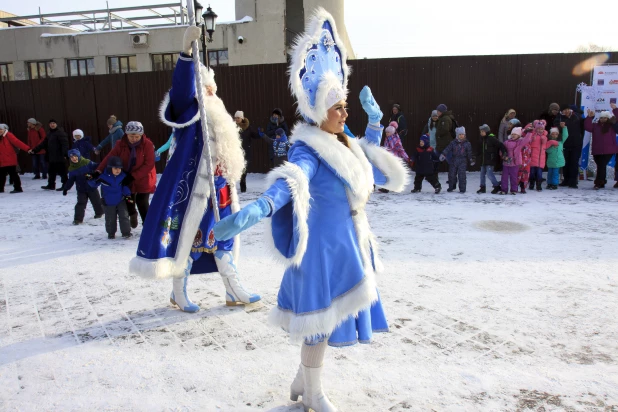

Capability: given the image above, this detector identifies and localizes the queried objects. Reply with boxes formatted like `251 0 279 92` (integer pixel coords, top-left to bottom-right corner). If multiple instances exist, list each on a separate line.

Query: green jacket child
545 126 569 169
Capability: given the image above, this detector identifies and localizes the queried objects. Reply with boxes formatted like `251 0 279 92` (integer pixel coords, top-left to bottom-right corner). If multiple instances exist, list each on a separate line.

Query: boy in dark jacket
441 126 474 193
261 128 291 167
89 156 132 239
477 124 506 194
71 129 95 160
63 149 104 225
410 135 441 193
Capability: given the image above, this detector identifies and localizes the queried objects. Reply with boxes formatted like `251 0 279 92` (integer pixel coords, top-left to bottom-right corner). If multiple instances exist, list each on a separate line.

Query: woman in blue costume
214 9 408 412
129 25 260 312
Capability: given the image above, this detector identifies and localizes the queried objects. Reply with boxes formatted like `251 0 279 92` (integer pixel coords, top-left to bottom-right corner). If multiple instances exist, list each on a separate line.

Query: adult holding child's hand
96 121 156 228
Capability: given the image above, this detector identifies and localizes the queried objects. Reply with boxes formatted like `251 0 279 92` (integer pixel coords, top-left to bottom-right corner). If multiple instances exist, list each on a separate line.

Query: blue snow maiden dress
262 121 409 346
129 54 245 280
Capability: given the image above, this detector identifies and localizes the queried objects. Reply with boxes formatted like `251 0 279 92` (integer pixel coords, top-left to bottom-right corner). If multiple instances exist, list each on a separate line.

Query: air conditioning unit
130 32 149 47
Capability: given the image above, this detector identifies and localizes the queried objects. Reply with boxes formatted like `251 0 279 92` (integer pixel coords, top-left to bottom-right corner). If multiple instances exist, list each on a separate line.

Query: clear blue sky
6 0 618 58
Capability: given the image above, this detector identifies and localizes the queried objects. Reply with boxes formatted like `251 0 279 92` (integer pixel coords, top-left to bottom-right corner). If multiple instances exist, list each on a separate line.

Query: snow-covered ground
1 173 617 411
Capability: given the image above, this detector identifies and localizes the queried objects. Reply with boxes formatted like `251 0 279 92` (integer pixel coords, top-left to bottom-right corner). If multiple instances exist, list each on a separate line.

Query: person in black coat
477 124 506 194
234 111 261 192
410 135 441 193
264 108 289 168
389 103 408 137
554 104 584 188
539 103 560 133
29 119 69 191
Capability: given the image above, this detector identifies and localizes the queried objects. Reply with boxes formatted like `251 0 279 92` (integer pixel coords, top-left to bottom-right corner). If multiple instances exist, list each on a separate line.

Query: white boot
290 364 304 401
214 250 261 306
170 258 200 313
301 365 337 412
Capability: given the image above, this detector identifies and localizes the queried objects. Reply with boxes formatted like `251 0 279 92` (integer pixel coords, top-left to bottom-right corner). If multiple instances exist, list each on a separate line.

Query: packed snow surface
1 173 617 411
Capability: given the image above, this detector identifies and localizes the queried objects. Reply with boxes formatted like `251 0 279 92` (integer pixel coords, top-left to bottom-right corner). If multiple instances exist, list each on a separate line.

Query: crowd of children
391 113 617 196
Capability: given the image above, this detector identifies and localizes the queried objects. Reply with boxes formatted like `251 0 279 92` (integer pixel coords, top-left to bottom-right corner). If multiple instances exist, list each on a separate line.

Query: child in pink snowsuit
518 123 534 193
528 120 548 191
384 121 409 162
500 127 525 195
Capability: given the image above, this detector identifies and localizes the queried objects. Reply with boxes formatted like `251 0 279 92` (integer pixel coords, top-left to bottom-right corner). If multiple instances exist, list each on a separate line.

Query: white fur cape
129 90 245 280
264 123 409 341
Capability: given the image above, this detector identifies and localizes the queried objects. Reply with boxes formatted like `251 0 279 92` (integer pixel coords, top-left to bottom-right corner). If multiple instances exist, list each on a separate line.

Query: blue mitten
155 152 161 162
359 86 383 124
214 197 272 241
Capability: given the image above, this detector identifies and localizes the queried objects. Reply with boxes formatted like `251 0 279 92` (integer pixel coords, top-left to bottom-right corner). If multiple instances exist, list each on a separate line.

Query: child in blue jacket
63 148 104 224
89 156 132 239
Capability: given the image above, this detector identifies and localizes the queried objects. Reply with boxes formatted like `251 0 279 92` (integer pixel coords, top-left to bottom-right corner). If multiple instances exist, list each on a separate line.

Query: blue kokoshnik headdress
289 8 350 125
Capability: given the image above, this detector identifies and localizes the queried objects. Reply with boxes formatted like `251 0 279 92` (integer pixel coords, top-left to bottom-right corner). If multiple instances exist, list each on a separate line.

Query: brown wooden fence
1 52 615 174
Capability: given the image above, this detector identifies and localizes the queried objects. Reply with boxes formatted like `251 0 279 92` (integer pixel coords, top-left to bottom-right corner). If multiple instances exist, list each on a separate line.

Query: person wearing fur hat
498 109 517 143
0 124 31 193
477 124 506 194
499 127 526 195
89 156 132 239
440 126 474 193
410 134 441 193
422 110 439 149
71 129 95 160
389 103 408 137
29 119 69 191
554 104 584 188
527 120 549 191
584 105 618 189
94 115 124 155
234 111 261 192
261 127 292 167
129 24 261 315
95 121 156 227
27 118 47 180
545 127 569 189
62 148 104 224
213 9 409 411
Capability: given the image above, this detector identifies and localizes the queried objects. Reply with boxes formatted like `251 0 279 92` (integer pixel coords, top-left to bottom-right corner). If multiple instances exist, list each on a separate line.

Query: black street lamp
193 1 217 69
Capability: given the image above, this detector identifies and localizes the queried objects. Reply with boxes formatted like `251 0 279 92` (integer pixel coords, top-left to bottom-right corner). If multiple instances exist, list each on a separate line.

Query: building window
68 58 95 76
28 61 54 79
0 63 14 82
152 53 178 71
108 56 137 74
207 50 228 67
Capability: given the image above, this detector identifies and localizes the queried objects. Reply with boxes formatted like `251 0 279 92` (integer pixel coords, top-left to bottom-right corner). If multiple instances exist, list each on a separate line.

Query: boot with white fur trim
301 364 337 412
214 250 261 306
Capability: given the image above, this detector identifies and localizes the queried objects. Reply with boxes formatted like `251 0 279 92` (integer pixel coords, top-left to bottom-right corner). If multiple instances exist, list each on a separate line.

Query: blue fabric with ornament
134 55 234 276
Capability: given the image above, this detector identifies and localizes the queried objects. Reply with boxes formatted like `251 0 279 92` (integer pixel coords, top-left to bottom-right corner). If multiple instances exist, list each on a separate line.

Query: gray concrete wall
0 0 352 78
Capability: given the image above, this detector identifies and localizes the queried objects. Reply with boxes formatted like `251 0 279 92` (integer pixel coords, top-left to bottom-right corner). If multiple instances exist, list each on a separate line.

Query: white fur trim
263 162 311 268
158 92 201 129
358 138 410 192
291 123 373 204
312 71 348 126
129 256 178 280
289 8 350 124
268 271 378 343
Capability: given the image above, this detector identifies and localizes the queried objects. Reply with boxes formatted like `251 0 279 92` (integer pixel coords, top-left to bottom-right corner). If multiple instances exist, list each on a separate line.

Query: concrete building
0 0 353 81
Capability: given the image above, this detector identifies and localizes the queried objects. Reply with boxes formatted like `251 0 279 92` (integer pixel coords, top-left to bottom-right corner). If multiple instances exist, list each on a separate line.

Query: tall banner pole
186 0 220 222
